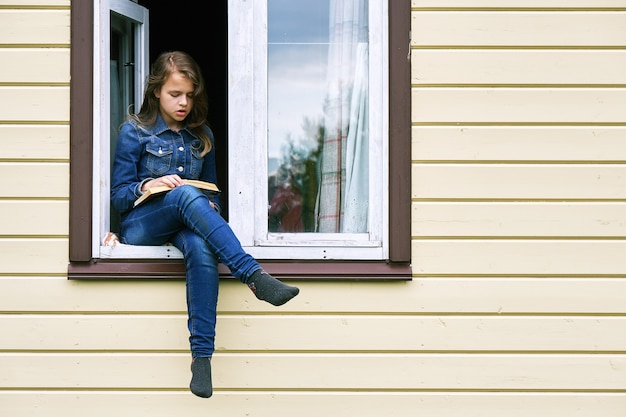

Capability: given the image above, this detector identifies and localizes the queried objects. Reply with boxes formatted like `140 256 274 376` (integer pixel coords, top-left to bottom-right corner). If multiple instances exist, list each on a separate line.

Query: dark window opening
136 0 229 216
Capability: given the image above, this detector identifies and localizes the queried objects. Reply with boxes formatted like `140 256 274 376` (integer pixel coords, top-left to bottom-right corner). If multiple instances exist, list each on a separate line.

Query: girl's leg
122 185 258 279
170 228 219 358
121 185 299 305
170 229 217 398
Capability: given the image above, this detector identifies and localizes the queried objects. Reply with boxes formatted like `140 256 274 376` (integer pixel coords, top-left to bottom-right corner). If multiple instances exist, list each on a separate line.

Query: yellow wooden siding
1 393 625 417
0 10 70 44
3 277 626 314
409 1 626 416
0 49 70 83
413 89 626 123
0 201 68 235
412 126 626 160
413 0 626 6
2 353 625 389
0 0 69 5
413 50 626 85
412 12 626 46
0 125 69 159
0 87 70 121
2 275 626 413
413 202 626 236
3 314 626 351
1 1 626 417
0 0 71 308
413 165 626 198
0 163 68 196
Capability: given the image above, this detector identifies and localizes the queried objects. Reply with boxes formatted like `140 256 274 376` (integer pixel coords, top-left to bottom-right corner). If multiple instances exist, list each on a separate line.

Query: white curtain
316 0 369 233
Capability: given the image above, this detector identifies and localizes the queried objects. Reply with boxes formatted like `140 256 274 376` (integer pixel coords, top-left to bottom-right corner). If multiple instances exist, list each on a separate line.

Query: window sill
68 258 412 281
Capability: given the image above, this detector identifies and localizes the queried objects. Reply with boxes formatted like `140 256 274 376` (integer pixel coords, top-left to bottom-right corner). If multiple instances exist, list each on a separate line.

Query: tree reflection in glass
268 0 369 233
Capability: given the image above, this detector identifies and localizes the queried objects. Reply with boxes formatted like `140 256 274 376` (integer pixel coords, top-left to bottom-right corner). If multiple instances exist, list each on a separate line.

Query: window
94 0 149 256
69 0 410 279
230 0 387 260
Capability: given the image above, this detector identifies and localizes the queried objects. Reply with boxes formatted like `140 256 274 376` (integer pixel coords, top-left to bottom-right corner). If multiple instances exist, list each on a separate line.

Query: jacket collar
137 114 200 140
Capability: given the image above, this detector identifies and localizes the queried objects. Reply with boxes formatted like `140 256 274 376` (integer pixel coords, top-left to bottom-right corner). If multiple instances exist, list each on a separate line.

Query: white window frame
92 0 389 261
228 0 389 260
93 0 149 258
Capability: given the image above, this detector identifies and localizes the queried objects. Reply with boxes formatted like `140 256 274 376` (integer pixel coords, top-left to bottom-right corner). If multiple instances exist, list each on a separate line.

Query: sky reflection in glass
267 0 329 161
267 0 331 232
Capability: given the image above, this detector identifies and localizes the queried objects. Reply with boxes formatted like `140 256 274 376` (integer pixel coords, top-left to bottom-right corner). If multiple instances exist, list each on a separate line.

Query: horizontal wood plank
413 202 626 237
411 12 626 46
411 89 626 123
2 392 625 417
0 10 70 45
0 353 624 390
413 240 626 275
0 125 69 160
1 0 69 5
0 48 69 83
0 163 68 197
412 164 626 199
0 87 69 121
0 239 67 274
413 0 626 6
1 315 626 352
2 277 626 314
4 391 626 417
0 201 68 235
412 126 626 161
412 50 626 85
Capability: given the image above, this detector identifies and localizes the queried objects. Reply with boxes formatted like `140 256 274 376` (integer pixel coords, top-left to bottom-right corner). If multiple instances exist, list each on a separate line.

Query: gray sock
190 357 212 398
246 270 300 306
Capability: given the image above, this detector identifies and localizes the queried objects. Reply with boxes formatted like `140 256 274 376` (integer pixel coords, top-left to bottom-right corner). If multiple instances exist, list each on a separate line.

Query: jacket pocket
145 142 174 176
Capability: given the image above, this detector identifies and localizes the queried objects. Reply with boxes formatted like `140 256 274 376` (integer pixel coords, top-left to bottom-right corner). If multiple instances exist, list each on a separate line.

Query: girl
111 51 299 398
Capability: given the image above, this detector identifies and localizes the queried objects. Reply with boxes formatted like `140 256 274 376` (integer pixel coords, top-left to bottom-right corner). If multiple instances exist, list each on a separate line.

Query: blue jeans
119 185 261 357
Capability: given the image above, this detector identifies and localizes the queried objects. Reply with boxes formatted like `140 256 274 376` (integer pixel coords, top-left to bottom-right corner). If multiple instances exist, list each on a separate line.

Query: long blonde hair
130 51 212 156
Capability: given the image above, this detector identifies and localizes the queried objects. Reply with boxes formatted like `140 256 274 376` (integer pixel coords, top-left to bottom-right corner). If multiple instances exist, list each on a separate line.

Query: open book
134 179 220 207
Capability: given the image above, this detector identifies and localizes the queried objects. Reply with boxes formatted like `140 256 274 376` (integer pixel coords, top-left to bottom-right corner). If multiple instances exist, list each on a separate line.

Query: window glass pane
110 12 136 142
109 11 137 233
267 0 369 234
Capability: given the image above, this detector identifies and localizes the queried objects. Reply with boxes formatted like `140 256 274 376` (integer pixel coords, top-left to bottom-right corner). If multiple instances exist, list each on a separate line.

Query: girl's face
155 71 195 131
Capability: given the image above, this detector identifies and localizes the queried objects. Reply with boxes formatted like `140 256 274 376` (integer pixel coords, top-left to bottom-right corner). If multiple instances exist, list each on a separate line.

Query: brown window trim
68 0 411 280
68 260 412 281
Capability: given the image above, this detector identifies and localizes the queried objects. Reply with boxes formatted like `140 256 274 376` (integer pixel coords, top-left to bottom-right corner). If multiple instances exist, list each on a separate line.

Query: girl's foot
190 357 212 398
246 270 299 306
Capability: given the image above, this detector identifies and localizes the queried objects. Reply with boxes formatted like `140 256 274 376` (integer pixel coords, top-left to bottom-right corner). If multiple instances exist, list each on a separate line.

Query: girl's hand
142 174 184 192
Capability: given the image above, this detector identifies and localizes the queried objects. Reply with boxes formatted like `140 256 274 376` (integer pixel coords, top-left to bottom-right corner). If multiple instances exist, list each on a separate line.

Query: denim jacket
111 114 221 215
